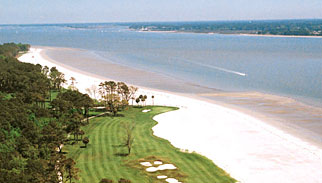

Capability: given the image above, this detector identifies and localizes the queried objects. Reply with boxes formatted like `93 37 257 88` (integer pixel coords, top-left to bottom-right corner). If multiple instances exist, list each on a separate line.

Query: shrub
100 178 113 183
33 106 50 117
82 137 89 147
118 178 131 183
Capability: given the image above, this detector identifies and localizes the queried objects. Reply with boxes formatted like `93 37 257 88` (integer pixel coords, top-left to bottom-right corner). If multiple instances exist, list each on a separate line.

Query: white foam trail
196 62 247 76
177 57 247 77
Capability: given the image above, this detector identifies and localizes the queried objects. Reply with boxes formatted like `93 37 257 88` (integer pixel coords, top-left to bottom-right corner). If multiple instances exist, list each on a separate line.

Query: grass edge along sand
64 106 236 183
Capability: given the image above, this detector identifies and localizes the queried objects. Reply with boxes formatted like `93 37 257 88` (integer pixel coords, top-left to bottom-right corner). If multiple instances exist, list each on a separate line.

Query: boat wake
199 62 247 76
184 58 247 77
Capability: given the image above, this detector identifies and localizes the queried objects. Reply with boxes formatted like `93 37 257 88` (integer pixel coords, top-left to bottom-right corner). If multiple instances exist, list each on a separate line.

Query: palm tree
82 137 89 148
69 77 77 90
131 97 135 106
139 95 143 106
135 98 140 107
152 95 154 106
143 95 147 106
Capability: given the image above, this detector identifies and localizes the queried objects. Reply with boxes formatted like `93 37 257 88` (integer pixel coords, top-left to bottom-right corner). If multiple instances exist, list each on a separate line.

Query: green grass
64 106 236 183
88 110 106 117
3 93 13 100
45 89 66 108
50 90 60 100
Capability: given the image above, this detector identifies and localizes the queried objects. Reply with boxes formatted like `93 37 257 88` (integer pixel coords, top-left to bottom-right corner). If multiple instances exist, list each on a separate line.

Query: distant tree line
0 42 30 59
128 19 322 36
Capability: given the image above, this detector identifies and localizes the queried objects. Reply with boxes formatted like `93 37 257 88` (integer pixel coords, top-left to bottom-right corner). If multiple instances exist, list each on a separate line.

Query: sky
1 0 322 24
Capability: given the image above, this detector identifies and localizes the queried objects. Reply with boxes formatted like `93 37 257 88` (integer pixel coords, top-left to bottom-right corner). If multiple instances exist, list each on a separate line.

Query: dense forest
128 19 322 36
0 43 138 182
0 43 81 182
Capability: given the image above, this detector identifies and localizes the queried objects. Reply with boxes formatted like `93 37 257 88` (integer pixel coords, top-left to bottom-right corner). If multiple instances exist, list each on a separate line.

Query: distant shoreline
133 29 322 38
237 33 322 38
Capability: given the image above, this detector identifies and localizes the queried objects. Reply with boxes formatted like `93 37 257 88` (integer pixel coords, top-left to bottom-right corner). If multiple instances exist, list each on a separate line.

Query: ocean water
1 23 321 105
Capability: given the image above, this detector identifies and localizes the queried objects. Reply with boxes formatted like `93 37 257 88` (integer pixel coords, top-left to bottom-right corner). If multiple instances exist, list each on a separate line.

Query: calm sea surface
1 23 322 144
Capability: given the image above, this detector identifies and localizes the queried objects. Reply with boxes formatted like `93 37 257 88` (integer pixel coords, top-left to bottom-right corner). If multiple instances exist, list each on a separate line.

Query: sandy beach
19 47 322 183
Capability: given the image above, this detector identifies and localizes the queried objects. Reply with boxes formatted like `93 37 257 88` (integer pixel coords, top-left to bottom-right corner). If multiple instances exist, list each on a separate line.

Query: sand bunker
157 175 168 179
146 167 158 172
142 109 151 113
154 161 163 165
140 162 152 167
157 164 177 170
140 160 180 181
165 178 182 183
143 162 177 172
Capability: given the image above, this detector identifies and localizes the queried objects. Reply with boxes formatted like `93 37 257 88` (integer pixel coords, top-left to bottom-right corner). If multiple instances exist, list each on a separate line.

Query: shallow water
44 47 218 94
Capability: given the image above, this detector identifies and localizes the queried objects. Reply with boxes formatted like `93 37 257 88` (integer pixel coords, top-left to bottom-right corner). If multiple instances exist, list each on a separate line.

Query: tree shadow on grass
69 141 78 145
114 152 129 157
102 113 125 118
112 144 127 148
113 143 129 156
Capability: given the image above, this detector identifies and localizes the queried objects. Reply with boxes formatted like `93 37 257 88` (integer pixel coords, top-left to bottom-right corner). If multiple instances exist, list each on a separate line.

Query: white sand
165 178 181 183
144 163 177 172
157 164 176 170
142 109 151 113
19 47 322 183
140 162 152 167
157 175 167 179
146 167 158 172
154 161 163 165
